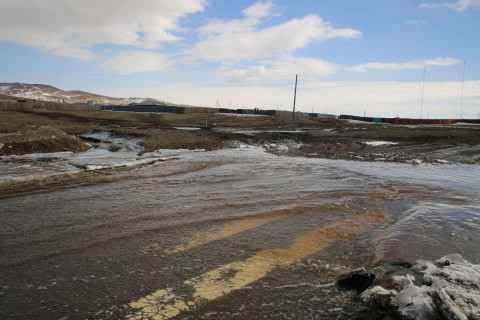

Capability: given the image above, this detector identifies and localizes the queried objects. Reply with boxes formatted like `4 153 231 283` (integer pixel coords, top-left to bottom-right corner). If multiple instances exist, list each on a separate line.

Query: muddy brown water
1 147 479 319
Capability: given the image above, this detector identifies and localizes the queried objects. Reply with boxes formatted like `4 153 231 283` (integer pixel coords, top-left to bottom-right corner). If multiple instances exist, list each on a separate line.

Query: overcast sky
1 0 479 118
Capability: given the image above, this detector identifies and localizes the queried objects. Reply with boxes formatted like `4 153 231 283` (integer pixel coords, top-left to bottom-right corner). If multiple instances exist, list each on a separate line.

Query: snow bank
362 254 480 320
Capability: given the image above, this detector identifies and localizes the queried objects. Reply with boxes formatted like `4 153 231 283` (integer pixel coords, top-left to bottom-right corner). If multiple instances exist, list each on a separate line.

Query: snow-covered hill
0 82 161 105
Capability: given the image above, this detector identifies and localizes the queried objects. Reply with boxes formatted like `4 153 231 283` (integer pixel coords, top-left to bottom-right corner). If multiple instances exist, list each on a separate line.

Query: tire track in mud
126 211 391 320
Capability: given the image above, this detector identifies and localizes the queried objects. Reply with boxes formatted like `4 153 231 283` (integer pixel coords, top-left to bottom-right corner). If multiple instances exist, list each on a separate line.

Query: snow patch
364 141 399 146
454 122 480 126
362 254 480 320
263 140 303 153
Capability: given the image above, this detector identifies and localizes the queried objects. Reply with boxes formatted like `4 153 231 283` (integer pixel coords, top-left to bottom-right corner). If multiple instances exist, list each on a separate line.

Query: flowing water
1 143 479 319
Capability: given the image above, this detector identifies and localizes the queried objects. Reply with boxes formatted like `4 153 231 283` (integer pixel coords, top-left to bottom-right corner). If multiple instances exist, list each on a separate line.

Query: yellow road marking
144 204 323 255
163 206 317 255
128 211 390 319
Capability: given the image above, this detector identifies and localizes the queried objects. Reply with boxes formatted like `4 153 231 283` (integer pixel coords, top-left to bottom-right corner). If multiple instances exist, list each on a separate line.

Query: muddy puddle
0 145 479 319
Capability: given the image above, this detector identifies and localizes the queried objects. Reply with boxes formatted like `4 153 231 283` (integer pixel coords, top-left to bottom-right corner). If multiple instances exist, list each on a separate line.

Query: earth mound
0 126 90 156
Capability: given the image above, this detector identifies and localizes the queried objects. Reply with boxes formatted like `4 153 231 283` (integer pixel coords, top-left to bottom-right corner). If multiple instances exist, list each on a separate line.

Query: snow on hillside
0 82 173 106
0 82 127 104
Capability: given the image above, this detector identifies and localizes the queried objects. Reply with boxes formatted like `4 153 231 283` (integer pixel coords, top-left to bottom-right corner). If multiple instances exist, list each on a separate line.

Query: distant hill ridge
0 82 164 105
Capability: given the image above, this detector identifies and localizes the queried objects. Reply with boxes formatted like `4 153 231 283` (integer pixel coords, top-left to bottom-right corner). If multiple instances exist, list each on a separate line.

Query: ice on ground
1 131 170 181
362 254 480 320
364 141 399 146
79 130 145 153
71 157 169 171
263 140 303 153
454 122 480 126
0 151 73 160
322 128 337 133
143 148 205 158
80 131 113 142
344 119 381 124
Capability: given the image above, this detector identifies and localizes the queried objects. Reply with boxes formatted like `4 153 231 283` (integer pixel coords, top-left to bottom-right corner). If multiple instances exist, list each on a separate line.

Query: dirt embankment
0 127 90 156
278 125 480 164
1 110 480 164
0 110 311 155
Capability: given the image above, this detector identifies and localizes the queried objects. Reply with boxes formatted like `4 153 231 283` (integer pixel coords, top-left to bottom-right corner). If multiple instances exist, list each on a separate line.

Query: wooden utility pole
292 74 298 124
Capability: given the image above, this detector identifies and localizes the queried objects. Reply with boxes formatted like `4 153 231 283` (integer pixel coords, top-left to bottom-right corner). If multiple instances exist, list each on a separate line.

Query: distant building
87 100 98 106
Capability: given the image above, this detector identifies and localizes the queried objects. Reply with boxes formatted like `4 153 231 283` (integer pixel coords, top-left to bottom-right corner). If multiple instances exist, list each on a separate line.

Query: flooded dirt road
1 147 479 319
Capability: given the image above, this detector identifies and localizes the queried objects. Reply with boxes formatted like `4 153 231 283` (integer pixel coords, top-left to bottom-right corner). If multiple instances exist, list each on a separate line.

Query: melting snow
362 254 480 320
